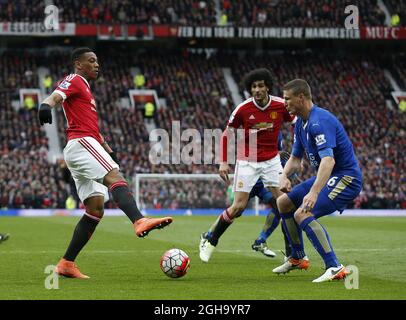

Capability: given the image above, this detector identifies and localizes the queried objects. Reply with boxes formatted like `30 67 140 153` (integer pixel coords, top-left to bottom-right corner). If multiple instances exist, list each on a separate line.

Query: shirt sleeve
291 123 304 159
309 119 336 155
227 106 243 128
53 76 79 101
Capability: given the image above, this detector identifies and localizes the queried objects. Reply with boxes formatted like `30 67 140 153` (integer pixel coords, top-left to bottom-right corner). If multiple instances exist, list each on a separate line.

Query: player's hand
38 103 52 125
279 174 292 193
302 190 319 213
219 162 230 186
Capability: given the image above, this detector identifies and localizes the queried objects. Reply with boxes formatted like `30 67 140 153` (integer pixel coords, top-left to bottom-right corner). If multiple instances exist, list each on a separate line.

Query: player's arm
219 126 235 185
302 120 337 212
279 155 302 193
280 124 304 193
310 156 335 195
302 154 335 212
38 92 63 125
220 106 242 185
99 133 120 166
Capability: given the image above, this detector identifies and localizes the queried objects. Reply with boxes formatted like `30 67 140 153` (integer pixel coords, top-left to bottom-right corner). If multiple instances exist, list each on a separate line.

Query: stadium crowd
223 0 386 27
0 48 404 210
1 0 403 26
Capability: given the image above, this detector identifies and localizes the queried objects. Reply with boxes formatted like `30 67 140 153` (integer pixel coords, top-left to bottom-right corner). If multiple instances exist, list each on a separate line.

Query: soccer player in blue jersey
273 79 362 283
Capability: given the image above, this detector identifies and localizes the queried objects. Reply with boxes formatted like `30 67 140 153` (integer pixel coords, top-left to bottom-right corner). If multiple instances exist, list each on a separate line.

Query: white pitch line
0 248 405 254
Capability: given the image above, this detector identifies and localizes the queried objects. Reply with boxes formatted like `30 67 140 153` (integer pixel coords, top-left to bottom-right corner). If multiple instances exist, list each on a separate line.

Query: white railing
134 173 260 215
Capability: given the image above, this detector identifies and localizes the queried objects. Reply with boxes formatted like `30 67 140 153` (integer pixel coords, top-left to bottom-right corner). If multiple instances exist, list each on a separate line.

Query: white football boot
199 233 215 263
312 264 349 283
272 256 310 274
251 242 276 258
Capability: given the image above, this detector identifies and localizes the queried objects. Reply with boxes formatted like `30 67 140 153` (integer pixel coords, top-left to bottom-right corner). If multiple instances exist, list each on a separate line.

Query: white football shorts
232 155 283 193
63 136 119 203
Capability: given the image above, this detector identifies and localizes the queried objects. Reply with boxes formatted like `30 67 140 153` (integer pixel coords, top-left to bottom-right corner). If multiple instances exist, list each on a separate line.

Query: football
160 248 190 278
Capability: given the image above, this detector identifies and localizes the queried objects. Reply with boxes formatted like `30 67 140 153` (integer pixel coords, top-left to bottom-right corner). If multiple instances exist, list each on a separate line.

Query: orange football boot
55 258 89 279
134 217 173 237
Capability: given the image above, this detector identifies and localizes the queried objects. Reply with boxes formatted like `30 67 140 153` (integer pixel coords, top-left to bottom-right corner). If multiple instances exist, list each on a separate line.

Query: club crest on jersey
58 80 71 90
270 112 278 119
238 181 244 188
315 134 326 146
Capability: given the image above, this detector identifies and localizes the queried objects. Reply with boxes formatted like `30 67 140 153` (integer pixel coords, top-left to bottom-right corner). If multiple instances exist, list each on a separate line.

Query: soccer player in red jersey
199 68 295 262
38 48 172 278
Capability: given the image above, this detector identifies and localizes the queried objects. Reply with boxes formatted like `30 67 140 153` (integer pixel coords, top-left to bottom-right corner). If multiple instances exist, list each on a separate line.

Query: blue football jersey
292 105 361 178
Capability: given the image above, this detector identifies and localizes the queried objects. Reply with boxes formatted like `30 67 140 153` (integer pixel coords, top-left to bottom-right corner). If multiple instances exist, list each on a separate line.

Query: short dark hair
71 47 93 65
283 79 312 99
243 68 273 93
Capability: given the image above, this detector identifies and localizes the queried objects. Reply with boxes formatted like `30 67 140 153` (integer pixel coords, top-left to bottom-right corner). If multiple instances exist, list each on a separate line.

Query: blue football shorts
287 174 362 218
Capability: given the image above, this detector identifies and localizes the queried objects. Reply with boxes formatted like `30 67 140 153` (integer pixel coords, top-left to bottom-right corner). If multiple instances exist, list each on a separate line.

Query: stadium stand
390 53 406 89
224 0 386 27
0 0 391 26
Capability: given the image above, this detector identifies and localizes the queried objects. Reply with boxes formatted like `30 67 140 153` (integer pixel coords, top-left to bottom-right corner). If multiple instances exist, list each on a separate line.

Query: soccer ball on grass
160 248 190 278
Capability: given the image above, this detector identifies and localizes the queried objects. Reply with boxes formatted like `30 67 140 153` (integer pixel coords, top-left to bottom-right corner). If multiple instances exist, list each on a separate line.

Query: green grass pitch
0 215 405 300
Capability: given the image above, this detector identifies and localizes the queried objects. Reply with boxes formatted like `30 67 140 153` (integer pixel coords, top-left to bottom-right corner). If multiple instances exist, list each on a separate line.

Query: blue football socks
280 212 305 259
299 216 340 268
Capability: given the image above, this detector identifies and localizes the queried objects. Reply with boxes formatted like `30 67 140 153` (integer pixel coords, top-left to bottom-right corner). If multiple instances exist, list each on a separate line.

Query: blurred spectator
43 75 53 94
134 73 146 89
23 95 35 111
143 101 156 123
385 0 405 27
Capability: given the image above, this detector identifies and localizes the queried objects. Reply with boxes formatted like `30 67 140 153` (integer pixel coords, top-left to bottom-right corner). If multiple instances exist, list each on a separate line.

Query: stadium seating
1 0 392 26
390 53 406 89
224 0 386 27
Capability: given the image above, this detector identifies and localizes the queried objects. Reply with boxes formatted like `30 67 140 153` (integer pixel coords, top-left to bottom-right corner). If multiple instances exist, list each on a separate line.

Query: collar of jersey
75 74 90 88
302 104 317 129
252 95 272 110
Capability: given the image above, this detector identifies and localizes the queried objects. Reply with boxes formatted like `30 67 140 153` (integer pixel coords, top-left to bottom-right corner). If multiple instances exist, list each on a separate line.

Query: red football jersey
54 74 102 144
226 95 294 162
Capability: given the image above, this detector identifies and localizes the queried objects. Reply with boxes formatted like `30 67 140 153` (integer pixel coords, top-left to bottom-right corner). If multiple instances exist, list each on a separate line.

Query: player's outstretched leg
108 180 172 237
298 215 348 282
251 208 280 257
134 216 173 238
